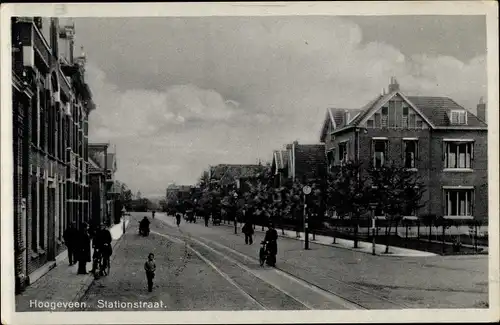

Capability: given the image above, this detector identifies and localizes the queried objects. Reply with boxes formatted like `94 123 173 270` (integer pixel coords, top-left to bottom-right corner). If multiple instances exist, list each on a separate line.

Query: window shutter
370 140 374 167
471 142 475 160
415 140 419 161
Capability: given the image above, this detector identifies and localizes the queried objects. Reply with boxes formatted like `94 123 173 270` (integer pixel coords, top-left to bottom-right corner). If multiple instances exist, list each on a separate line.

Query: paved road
79 212 488 310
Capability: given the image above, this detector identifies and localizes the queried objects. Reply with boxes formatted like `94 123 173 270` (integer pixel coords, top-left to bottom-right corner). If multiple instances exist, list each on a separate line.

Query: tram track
154 215 407 310
152 228 362 310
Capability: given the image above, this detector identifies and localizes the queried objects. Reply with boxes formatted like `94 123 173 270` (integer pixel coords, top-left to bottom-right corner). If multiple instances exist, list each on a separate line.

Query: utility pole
302 185 312 250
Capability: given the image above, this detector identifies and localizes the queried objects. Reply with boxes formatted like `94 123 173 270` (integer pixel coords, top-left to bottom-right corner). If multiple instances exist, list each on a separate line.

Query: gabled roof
407 96 487 128
320 89 486 140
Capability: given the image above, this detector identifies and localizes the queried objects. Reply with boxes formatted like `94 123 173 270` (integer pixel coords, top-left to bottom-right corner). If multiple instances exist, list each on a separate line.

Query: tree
327 161 372 248
115 180 133 210
369 162 427 253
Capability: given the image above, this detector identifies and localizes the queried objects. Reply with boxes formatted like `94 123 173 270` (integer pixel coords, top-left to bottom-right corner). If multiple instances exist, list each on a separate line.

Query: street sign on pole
302 185 312 195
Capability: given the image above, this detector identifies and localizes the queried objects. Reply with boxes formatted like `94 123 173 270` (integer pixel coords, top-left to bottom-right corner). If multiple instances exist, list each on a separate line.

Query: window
372 139 388 168
402 105 409 128
374 113 381 128
31 174 38 251
403 139 418 168
338 142 348 163
450 110 467 125
416 120 423 128
381 106 388 128
409 114 416 128
444 141 473 169
39 179 45 249
32 91 39 146
367 120 374 128
388 101 396 127
327 150 335 171
445 189 473 218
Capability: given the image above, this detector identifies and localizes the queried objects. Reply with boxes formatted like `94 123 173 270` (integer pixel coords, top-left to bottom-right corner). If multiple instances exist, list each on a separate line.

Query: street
79 212 488 310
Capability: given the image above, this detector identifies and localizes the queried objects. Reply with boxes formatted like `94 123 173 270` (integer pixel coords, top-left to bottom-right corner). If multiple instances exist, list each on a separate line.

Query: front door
47 186 56 260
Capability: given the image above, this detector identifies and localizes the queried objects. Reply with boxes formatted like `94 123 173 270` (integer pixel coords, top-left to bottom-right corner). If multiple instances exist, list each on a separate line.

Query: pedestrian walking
204 213 210 227
175 213 181 227
242 221 254 245
144 253 156 292
77 223 92 274
63 223 78 265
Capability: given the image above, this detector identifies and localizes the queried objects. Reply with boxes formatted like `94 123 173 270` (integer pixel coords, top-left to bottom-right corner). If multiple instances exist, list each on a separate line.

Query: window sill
405 168 418 172
444 216 474 220
443 168 474 173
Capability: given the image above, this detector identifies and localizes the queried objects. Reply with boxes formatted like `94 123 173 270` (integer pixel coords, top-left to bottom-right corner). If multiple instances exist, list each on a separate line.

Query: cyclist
94 223 112 275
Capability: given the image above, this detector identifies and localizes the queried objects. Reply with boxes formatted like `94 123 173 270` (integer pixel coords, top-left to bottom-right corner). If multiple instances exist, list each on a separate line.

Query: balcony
14 18 51 71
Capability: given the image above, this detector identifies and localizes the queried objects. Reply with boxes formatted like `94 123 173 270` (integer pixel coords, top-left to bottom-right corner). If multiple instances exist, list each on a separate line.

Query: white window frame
443 187 474 219
372 137 388 169
403 138 418 170
338 141 349 164
450 110 468 125
443 139 474 171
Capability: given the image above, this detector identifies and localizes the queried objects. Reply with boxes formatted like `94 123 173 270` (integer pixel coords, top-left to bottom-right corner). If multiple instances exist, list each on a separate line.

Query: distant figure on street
242 221 254 245
152 211 156 219
77 223 92 274
204 213 210 227
175 213 181 227
264 223 278 267
144 253 156 292
63 223 78 266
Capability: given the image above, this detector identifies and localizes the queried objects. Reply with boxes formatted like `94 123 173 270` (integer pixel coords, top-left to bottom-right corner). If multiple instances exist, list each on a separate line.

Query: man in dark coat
242 221 254 245
63 223 78 265
77 223 92 274
92 223 113 272
264 223 278 266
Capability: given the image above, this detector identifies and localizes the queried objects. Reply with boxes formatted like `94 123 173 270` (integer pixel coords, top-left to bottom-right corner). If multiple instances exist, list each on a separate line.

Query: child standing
144 253 156 292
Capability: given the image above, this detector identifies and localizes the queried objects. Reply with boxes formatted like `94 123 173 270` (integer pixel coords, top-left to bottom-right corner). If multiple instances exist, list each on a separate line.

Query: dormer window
450 110 467 125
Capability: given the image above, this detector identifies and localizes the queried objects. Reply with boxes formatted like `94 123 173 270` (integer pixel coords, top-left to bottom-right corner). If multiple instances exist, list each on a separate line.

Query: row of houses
272 78 488 223
191 78 488 226
11 18 120 293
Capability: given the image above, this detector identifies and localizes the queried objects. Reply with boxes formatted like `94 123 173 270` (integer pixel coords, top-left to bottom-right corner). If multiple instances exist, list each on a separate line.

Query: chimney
477 97 486 122
344 110 351 125
388 76 400 92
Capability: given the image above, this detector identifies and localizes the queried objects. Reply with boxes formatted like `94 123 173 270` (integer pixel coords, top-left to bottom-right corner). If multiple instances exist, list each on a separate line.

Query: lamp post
370 203 377 255
303 185 312 250
233 192 238 234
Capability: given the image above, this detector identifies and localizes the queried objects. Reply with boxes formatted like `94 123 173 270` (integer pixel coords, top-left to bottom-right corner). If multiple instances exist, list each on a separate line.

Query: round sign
302 186 312 195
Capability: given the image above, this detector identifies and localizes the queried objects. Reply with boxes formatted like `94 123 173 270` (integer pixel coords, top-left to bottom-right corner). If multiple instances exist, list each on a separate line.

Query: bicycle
100 244 111 276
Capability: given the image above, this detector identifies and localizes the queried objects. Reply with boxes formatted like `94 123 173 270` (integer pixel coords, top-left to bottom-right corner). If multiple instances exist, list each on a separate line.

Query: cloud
78 16 486 196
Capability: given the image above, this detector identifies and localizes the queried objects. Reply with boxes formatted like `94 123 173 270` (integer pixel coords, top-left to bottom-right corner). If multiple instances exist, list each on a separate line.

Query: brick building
88 143 120 227
12 17 96 293
271 142 327 187
319 78 488 223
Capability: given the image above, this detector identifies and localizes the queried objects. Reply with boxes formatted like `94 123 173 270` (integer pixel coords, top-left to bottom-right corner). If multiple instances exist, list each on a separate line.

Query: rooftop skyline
63 15 486 196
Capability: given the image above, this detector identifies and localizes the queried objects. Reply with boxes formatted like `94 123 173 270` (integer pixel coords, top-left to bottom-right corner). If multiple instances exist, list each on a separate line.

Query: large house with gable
320 78 488 223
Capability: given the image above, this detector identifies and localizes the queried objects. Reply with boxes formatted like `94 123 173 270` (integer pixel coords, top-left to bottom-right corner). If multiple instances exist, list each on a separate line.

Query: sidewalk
214 218 437 257
15 217 130 312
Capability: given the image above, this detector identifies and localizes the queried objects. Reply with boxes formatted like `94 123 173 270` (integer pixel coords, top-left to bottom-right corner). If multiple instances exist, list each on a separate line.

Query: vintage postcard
1 1 499 324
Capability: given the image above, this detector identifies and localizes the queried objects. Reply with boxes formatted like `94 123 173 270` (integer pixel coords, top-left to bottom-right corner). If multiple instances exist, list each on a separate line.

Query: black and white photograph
1 2 499 324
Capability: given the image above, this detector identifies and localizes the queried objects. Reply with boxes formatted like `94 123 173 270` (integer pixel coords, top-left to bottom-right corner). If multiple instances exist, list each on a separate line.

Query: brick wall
428 129 488 222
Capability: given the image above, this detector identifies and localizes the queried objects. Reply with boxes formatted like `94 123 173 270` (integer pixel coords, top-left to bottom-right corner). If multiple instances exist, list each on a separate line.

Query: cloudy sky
66 15 486 197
